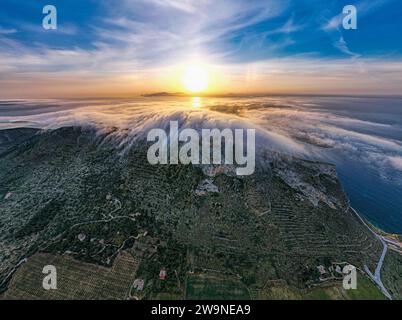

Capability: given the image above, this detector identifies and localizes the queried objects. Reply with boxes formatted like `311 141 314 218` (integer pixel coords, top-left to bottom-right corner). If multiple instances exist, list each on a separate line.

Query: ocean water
305 97 402 234
1 95 401 233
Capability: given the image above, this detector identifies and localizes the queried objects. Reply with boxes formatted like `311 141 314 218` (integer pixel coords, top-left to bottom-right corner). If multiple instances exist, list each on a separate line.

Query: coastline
349 206 402 300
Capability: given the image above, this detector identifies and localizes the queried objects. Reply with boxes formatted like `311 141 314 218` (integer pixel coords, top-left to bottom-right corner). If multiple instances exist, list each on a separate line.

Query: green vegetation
186 274 250 300
0 127 399 300
382 250 402 299
259 274 385 300
3 252 139 300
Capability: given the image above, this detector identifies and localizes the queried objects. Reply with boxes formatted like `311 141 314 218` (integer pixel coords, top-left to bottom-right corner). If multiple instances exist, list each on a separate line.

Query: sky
0 0 402 98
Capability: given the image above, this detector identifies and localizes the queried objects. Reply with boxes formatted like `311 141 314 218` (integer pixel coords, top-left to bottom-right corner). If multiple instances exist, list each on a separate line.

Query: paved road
375 238 388 279
350 207 392 300
364 238 392 300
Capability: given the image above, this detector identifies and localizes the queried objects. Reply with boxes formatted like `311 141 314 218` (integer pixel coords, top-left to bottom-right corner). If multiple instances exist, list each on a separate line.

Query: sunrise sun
182 65 209 93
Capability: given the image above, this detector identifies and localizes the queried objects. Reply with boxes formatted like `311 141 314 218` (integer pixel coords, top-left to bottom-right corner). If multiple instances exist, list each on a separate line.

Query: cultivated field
2 251 139 300
259 274 385 300
186 273 251 300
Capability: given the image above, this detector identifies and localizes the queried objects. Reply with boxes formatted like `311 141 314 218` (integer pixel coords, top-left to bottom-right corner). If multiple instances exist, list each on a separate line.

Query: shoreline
349 207 401 300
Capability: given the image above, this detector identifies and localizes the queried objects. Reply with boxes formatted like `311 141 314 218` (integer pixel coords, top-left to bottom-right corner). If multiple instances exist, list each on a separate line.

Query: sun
182 65 209 93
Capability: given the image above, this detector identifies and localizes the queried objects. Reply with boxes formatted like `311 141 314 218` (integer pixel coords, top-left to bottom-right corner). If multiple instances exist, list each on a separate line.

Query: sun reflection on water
192 97 202 108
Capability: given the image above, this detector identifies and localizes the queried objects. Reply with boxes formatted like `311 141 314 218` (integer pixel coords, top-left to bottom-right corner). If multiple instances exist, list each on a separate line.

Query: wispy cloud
389 156 402 171
0 0 401 97
334 36 360 58
322 0 396 31
322 0 397 57
0 27 17 34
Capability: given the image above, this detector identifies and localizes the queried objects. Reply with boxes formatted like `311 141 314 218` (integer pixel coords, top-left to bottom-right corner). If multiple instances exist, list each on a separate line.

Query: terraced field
2 252 139 300
0 127 398 299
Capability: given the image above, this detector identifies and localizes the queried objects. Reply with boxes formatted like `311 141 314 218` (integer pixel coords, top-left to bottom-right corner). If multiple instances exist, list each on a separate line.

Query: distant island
141 92 186 97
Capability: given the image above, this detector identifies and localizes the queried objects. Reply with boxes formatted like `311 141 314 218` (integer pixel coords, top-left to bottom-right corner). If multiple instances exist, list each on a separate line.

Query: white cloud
0 28 17 34
1 95 402 184
334 37 360 58
389 156 402 171
322 0 395 31
0 0 401 97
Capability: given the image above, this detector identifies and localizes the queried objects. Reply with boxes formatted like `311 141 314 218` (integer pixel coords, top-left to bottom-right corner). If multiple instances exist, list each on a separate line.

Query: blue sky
0 0 402 97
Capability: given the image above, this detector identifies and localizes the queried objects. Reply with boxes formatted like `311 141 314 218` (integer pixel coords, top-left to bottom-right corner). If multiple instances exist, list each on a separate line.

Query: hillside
0 127 395 299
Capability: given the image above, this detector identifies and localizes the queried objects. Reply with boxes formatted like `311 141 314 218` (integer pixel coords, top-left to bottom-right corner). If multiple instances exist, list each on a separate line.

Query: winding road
351 207 392 300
